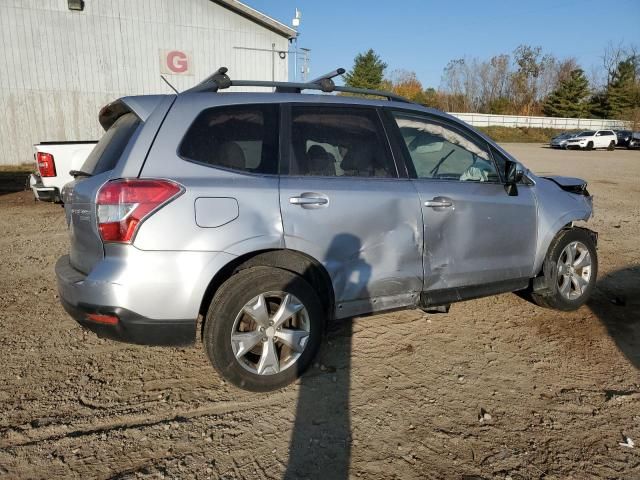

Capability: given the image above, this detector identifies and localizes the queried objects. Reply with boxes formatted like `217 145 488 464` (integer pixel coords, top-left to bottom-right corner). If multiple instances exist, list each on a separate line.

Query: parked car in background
30 141 96 202
614 129 633 148
55 68 599 391
550 132 578 149
628 132 640 149
564 130 617 151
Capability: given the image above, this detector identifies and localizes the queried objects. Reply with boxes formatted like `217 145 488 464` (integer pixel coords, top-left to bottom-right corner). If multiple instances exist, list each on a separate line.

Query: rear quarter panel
135 94 283 256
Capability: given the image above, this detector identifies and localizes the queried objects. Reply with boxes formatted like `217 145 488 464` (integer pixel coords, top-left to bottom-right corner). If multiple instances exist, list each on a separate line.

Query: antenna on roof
160 75 178 94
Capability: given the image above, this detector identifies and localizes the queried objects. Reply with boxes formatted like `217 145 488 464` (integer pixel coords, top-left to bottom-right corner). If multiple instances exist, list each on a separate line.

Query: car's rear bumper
55 255 196 346
29 174 59 202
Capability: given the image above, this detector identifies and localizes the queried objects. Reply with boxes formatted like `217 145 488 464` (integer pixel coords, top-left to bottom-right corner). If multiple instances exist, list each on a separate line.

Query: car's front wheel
203 266 324 391
585 141 594 151
532 228 598 311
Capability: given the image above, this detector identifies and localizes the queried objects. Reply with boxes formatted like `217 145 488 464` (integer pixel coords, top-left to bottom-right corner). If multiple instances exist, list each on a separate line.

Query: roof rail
183 66 414 103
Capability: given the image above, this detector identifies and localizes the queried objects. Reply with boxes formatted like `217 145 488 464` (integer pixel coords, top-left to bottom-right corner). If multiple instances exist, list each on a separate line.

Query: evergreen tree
542 68 590 117
606 58 639 119
343 49 387 90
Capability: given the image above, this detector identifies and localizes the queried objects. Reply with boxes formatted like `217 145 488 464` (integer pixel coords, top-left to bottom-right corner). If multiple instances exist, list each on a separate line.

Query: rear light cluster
36 152 56 177
96 179 182 243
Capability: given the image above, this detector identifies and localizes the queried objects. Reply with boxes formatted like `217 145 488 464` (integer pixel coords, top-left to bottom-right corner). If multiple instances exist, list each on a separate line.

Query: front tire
532 228 598 311
585 141 594 151
203 266 324 392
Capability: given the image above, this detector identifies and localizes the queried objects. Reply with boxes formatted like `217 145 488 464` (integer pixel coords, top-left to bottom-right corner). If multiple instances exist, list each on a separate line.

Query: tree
385 70 427 103
606 57 640 119
343 49 387 90
542 69 591 118
511 45 554 115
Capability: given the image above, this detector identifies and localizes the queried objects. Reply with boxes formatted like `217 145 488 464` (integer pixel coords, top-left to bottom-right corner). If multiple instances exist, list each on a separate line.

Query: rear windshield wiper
69 170 93 178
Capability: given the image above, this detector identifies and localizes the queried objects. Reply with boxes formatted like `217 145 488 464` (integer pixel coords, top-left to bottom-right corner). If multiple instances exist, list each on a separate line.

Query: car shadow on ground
284 233 370 480
587 265 640 369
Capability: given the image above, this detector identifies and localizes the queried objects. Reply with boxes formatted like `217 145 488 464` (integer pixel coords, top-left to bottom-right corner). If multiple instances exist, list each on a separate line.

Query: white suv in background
565 130 617 151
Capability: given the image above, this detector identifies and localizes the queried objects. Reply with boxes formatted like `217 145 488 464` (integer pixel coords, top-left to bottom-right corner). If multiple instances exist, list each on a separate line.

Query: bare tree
601 40 628 87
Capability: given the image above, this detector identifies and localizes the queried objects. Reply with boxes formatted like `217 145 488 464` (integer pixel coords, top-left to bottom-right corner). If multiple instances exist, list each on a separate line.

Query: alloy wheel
230 291 310 375
556 241 592 300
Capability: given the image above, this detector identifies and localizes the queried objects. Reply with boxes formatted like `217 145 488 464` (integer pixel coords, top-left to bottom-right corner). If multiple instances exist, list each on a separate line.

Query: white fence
449 112 629 130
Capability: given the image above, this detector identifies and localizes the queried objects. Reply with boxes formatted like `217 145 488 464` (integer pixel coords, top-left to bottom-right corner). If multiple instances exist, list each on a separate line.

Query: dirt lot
0 144 638 479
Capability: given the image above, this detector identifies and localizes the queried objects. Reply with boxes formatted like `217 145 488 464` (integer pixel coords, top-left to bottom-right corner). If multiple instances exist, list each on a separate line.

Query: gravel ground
0 144 638 479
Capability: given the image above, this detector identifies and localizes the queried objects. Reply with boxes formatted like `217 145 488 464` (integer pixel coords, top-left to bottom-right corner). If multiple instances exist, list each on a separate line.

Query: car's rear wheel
607 140 615 151
203 266 324 391
532 228 598 311
586 141 594 151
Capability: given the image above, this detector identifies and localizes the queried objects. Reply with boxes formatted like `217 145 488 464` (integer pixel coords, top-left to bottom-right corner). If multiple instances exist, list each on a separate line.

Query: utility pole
291 9 301 81
300 48 310 81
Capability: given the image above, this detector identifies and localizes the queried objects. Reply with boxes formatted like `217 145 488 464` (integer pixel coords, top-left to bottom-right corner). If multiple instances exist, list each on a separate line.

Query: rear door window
81 113 141 175
179 104 279 174
286 106 396 178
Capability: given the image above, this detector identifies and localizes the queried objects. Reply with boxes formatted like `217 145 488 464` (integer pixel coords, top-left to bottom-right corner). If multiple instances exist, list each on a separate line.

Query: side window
179 104 279 174
392 112 499 182
288 106 396 178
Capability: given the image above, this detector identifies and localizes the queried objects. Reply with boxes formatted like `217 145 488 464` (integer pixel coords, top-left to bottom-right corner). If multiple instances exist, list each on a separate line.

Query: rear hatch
63 95 174 274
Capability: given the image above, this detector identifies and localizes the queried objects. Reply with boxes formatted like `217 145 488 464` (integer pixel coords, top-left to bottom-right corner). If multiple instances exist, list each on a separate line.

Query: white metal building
0 0 296 165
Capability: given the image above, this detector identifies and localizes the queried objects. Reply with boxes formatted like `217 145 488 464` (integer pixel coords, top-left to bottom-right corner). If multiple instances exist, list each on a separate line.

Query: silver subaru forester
56 68 598 391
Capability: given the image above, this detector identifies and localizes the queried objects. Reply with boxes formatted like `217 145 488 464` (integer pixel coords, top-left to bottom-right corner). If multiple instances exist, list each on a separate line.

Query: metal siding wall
0 0 290 165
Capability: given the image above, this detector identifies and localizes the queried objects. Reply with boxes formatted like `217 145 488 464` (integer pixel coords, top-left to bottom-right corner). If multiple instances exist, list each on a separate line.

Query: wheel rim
556 241 592 300
231 291 310 376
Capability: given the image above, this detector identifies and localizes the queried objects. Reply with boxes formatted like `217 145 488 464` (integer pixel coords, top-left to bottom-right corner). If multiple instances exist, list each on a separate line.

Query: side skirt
420 278 530 308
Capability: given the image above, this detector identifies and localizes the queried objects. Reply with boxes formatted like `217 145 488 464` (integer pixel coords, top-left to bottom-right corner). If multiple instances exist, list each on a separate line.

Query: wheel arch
198 248 335 335
533 215 595 277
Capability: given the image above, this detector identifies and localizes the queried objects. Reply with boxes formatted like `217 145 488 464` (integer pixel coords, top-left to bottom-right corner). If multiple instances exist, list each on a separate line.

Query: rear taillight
37 152 56 177
96 179 182 243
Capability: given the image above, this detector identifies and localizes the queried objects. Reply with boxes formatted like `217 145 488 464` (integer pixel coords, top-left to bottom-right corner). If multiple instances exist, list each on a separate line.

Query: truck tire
532 228 598 311
203 266 324 391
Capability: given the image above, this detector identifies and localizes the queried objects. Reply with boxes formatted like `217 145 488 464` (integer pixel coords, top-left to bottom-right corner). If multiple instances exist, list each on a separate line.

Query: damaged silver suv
56 68 598 391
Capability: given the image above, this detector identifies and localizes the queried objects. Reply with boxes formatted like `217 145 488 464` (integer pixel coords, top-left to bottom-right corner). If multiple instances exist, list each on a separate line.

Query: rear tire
532 228 598 311
607 140 615 151
203 266 324 392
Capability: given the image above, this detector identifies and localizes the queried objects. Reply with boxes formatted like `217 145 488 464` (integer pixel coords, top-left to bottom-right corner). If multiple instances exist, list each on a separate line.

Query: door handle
289 195 329 206
424 198 452 208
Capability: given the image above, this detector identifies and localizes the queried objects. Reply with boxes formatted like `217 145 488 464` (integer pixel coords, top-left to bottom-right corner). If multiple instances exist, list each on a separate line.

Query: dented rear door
279 104 423 318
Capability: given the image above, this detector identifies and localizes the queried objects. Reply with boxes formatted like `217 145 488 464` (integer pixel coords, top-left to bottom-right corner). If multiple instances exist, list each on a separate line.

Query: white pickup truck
30 141 97 202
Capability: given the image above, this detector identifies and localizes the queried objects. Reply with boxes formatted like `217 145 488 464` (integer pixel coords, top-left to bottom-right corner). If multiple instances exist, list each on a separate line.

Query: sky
244 0 640 87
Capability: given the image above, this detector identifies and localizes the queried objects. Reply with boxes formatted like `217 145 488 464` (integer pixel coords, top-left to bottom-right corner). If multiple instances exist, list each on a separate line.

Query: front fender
532 177 593 275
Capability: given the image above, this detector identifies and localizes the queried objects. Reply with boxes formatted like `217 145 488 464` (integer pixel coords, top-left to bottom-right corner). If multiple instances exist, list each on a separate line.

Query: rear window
178 104 279 175
81 113 141 175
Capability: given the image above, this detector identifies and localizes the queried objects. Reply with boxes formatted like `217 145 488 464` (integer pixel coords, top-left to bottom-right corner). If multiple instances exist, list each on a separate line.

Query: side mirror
504 160 524 196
